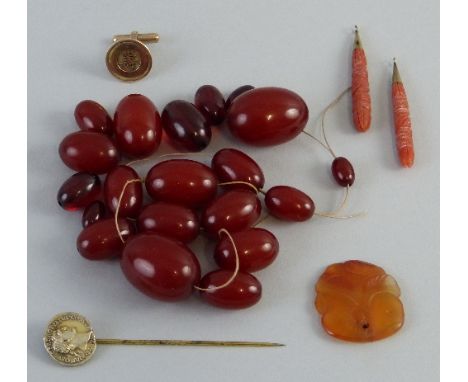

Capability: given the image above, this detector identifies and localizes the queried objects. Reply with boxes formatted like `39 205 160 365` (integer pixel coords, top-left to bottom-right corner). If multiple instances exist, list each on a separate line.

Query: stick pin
43 312 284 366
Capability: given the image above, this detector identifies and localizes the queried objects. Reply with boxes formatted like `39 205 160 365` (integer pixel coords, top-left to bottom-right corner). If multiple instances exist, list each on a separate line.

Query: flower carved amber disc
315 260 404 342
43 312 97 366
106 40 152 81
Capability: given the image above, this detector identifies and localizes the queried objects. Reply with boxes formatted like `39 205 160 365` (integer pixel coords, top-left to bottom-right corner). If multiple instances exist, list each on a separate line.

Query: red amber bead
57 172 101 211
226 87 308 146
194 85 226 125
225 85 255 109
114 94 162 158
77 218 133 260
59 132 119 174
145 159 218 208
104 165 142 218
315 260 404 342
82 201 106 228
74 100 113 135
331 157 355 187
202 190 262 237
214 228 279 272
211 148 265 191
199 270 262 309
265 185 314 221
121 234 201 301
162 100 211 152
137 202 199 243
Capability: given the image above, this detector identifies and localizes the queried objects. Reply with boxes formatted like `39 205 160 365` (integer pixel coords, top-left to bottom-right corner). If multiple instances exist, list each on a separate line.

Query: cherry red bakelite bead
137 202 199 243
76 218 133 260
194 85 226 125
104 165 142 218
74 100 113 135
202 190 262 237
114 94 162 158
82 201 106 228
214 228 279 272
59 131 119 174
145 159 218 208
57 172 101 211
265 185 315 221
199 270 262 309
225 85 255 109
227 87 308 146
161 100 211 152
211 148 265 191
331 157 355 187
121 234 201 301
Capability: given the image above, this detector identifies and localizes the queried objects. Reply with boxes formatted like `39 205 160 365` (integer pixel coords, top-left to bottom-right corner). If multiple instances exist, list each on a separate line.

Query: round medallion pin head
106 31 159 81
43 312 97 366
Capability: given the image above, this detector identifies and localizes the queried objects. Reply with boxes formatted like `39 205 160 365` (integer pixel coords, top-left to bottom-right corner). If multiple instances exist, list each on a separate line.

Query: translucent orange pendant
315 260 404 342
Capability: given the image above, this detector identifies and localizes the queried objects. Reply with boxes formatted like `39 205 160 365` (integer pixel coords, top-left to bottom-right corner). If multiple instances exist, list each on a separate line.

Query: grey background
28 0 439 381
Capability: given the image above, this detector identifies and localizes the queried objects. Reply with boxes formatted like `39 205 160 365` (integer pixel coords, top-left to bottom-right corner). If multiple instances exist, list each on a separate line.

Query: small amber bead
331 157 355 187
82 201 106 228
194 85 226 125
315 260 404 342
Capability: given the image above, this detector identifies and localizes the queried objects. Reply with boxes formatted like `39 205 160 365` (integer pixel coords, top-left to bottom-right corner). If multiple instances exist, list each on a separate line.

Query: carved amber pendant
315 260 404 342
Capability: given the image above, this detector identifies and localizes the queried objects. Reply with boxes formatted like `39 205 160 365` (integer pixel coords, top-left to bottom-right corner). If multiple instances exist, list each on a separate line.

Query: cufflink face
106 39 152 81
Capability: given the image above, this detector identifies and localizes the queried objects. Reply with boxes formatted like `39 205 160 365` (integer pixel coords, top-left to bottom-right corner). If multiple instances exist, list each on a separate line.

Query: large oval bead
114 94 162 158
214 228 279 272
226 87 308 146
202 190 261 237
121 234 201 301
211 148 265 191
161 100 211 152
58 131 119 174
198 270 262 309
145 159 218 208
76 218 133 260
104 165 142 218
137 202 199 243
265 185 314 221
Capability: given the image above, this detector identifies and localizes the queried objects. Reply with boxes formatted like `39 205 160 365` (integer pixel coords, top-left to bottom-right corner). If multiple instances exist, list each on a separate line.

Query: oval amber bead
202 190 262 237
211 148 265 191
82 201 106 228
76 218 133 260
214 228 279 272
226 87 308 146
199 270 262 309
104 165 142 218
315 260 404 342
121 234 201 301
265 185 314 221
331 157 355 187
74 100 113 135
161 100 211 152
57 172 101 211
194 85 226 125
137 202 199 243
59 131 119 174
145 159 218 208
114 94 162 158
225 85 254 109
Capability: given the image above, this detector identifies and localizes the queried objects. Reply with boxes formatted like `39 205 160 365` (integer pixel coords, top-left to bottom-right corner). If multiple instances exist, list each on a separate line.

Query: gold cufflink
106 31 160 82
